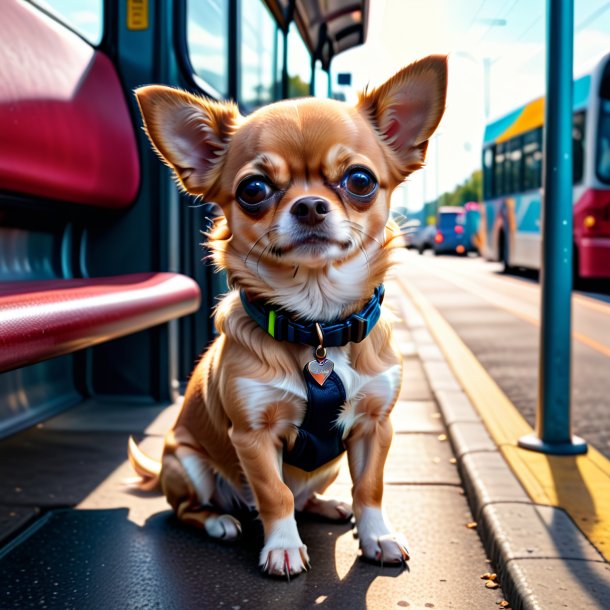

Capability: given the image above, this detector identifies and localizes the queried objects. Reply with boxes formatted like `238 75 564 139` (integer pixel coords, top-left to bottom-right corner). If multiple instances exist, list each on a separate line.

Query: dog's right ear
135 86 241 195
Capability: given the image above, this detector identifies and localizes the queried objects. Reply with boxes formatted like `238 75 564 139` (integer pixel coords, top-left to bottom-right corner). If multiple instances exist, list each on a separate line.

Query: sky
332 0 610 211
33 0 610 212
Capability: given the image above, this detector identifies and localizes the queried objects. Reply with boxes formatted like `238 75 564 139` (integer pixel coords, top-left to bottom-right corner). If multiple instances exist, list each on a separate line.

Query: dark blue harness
240 286 384 472
283 366 347 471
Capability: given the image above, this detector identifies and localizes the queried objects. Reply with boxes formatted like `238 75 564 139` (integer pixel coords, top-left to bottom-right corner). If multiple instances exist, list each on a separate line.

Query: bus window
30 0 103 45
597 100 610 183
240 1 280 110
573 110 585 184
187 0 230 98
494 143 506 197
523 128 542 191
506 137 523 195
483 147 494 200
287 22 312 97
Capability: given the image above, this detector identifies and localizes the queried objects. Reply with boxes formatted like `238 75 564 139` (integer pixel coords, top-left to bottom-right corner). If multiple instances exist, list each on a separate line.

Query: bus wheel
499 230 512 274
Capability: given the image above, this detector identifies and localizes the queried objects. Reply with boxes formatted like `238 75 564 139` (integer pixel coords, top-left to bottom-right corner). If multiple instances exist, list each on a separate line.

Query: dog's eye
344 168 378 199
236 177 274 208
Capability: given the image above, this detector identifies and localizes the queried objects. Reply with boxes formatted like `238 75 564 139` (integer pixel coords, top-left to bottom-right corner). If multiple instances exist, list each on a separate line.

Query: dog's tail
127 436 162 491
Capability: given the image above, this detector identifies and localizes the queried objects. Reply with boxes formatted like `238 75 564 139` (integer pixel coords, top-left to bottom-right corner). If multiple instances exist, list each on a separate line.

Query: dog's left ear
358 55 447 177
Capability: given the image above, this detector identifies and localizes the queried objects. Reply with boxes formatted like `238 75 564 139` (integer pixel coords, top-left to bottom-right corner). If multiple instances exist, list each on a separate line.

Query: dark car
434 206 468 255
411 223 438 254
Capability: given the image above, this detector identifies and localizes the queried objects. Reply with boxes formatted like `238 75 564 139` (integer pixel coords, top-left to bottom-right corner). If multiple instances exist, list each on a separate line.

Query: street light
454 51 497 119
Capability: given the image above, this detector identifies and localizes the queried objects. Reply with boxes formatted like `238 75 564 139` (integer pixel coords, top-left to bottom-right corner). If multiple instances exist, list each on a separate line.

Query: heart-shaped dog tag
307 358 334 386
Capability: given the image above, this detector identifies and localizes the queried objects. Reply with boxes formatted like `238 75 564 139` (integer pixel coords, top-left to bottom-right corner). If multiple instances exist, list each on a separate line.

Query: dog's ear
357 55 447 177
135 86 241 195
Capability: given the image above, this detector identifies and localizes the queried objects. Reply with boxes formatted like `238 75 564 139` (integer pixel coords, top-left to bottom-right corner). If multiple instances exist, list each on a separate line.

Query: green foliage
425 169 482 221
288 75 310 98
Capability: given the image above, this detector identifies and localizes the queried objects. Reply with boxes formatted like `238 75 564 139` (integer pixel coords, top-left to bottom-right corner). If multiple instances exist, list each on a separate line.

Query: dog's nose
290 197 330 226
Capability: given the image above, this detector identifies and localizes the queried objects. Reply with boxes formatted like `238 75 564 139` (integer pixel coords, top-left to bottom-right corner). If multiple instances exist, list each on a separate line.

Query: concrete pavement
3 275 608 608
390 270 610 610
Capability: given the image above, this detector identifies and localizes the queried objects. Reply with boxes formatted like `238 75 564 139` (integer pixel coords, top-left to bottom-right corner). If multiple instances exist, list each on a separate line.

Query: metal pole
519 0 586 455
483 58 491 119
310 58 316 96
281 0 296 99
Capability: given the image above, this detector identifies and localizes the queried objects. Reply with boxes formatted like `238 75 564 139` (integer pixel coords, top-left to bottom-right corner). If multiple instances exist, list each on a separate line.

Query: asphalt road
396 249 610 459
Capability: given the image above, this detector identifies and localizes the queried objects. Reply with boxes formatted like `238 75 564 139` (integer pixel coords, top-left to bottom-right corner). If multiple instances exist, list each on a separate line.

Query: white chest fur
234 345 401 435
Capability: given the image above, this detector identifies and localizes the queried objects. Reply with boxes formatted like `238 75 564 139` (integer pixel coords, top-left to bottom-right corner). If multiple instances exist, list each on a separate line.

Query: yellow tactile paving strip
398 277 610 562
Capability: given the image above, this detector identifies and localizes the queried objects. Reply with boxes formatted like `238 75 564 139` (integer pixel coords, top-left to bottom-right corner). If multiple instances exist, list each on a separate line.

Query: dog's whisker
244 230 273 268
256 243 272 280
348 225 384 260
345 220 385 249
350 231 372 282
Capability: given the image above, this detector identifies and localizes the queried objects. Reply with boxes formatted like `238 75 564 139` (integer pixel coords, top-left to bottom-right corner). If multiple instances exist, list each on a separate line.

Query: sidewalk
0 280 510 609
390 275 610 610
5 277 606 607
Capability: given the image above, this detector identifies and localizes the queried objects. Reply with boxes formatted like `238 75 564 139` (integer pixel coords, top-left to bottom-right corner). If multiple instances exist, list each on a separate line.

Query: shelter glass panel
187 0 229 98
30 0 103 45
240 1 279 110
287 22 311 98
314 60 329 98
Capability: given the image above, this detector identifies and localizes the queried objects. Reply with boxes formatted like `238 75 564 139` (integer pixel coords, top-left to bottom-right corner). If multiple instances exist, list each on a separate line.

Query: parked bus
479 53 610 280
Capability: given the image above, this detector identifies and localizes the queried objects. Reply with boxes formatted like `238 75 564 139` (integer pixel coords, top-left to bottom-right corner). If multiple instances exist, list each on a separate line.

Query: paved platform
398 252 610 458
0 282 511 609
5 272 607 608
392 262 610 610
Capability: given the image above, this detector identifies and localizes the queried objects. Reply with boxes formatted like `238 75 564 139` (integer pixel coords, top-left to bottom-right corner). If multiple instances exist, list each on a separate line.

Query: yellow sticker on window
127 0 148 30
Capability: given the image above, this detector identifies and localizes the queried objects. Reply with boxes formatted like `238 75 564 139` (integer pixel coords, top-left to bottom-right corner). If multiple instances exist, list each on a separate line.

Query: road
395 249 610 458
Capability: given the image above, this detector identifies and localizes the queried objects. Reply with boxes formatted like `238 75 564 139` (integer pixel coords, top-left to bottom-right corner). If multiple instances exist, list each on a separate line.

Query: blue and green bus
480 54 610 280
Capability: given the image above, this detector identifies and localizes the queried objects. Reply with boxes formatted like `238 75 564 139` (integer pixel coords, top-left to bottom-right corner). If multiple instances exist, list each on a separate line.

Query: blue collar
239 285 385 348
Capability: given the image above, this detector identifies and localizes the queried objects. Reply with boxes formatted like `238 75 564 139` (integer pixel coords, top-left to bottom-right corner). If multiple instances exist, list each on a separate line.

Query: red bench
0 274 200 373
0 2 201 384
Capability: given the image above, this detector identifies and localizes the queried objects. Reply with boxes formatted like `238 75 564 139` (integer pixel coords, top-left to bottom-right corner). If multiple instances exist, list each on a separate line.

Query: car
433 206 469 255
411 223 437 254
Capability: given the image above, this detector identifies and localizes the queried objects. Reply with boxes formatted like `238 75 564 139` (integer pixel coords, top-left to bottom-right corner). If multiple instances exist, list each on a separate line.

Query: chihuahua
129 55 447 577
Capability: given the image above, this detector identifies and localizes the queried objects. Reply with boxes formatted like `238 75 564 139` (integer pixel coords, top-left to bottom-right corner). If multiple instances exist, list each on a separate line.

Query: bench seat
0 273 201 373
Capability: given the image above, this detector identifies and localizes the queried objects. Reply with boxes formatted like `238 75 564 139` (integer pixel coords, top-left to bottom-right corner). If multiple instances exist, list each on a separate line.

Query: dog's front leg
229 425 309 577
346 412 410 565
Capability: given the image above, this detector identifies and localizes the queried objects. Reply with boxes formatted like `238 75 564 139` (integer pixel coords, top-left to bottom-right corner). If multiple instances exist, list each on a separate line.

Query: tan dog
129 55 447 578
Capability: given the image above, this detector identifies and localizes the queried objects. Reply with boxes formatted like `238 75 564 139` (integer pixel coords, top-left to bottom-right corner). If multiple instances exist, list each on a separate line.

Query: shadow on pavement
0 506 409 609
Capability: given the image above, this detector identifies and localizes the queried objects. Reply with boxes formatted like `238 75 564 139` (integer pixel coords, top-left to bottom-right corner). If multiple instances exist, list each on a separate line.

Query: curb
394 280 610 610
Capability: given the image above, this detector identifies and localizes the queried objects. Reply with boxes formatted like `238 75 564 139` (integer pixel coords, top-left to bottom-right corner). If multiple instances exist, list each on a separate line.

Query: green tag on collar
267 309 276 338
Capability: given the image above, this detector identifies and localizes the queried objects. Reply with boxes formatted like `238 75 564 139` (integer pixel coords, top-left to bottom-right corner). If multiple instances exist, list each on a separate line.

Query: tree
432 169 482 217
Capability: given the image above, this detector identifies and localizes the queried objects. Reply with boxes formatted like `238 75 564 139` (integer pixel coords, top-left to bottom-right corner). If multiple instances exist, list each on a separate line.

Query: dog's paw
360 532 410 565
302 494 353 521
203 514 242 541
261 546 310 579
259 516 309 579
356 506 410 566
